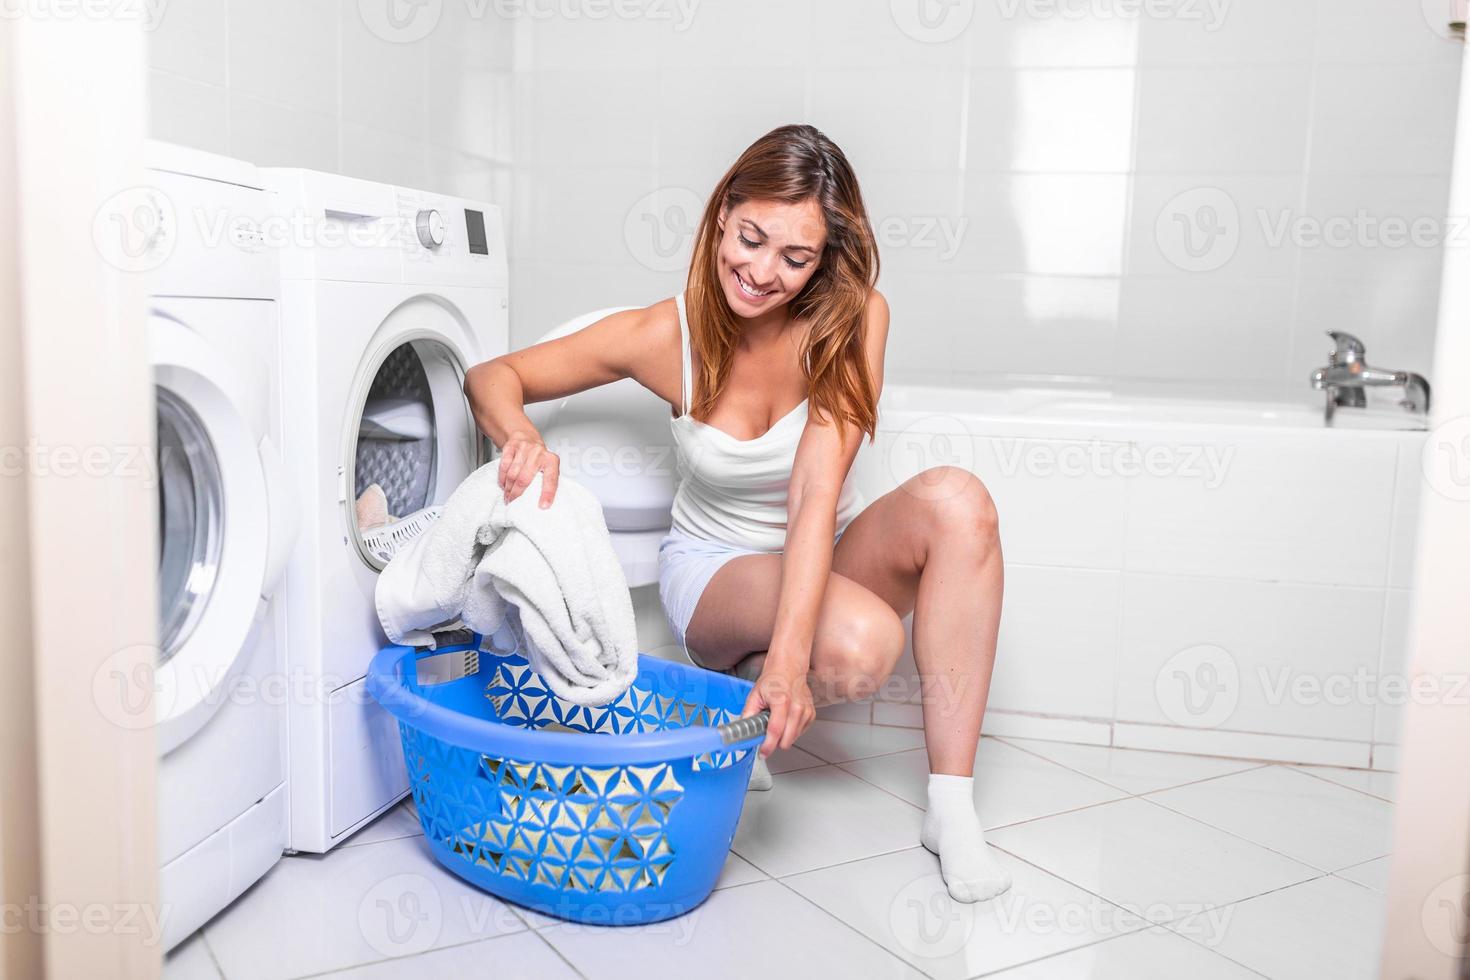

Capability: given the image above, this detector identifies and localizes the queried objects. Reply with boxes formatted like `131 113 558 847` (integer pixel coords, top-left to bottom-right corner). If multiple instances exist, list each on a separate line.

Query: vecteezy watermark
890 0 974 43
0 441 160 486
357 0 701 43
994 0 1231 30
1155 187 1241 273
624 187 704 273
1421 416 1470 503
0 0 168 29
1258 209 1470 252
872 214 969 263
1256 666 1470 711
991 438 1235 488
889 874 977 958
1423 873 1470 958
357 0 444 43
358 873 445 957
1422 0 1468 41
93 186 175 274
886 416 978 501
1155 644 1239 728
0 898 169 946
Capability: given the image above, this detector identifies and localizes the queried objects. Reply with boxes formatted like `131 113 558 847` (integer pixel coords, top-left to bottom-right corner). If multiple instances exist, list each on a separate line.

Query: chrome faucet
1310 331 1430 425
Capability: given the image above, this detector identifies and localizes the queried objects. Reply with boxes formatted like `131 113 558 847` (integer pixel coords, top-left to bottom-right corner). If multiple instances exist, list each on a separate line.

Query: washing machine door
151 313 281 755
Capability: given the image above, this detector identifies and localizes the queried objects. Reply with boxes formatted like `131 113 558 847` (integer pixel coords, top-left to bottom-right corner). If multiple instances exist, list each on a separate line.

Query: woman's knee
811 602 906 701
919 466 1000 548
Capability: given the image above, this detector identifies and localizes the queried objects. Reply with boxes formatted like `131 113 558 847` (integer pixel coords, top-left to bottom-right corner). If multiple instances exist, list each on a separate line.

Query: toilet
522 308 678 588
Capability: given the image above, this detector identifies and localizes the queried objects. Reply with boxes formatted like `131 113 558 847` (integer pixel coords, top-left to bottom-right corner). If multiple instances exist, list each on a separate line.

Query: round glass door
346 336 485 570
156 386 225 663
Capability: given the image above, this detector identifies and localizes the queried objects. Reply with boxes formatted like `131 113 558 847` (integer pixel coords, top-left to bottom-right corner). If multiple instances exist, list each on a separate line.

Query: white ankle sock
920 773 1012 903
746 752 773 792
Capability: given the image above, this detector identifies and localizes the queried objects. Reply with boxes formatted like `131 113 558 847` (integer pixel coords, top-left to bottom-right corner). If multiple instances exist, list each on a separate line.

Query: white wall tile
811 0 969 68
520 166 659 265
1309 64 1461 176
963 175 1129 276
1116 278 1294 385
1135 67 1313 174
147 0 228 85
228 94 339 171
1373 589 1413 745
658 0 813 69
1115 573 1383 741
970 4 1141 68
1295 174 1452 281
1387 443 1426 590
148 71 230 156
1122 430 1399 586
340 121 429 190
1314 0 1465 66
808 68 966 173
968 69 1137 174
1136 0 1317 67
1127 174 1305 278
340 8 428 139
989 566 1122 719
526 70 659 169
653 69 807 176
228 0 340 117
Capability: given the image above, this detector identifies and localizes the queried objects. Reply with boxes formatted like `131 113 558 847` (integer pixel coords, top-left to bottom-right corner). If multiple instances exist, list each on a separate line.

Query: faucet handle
1327 331 1365 362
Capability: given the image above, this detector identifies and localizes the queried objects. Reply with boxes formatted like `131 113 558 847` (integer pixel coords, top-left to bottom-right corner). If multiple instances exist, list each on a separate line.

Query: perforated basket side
361 505 442 563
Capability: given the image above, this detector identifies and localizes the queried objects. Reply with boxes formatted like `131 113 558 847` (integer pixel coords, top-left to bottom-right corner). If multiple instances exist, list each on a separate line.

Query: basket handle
715 710 770 746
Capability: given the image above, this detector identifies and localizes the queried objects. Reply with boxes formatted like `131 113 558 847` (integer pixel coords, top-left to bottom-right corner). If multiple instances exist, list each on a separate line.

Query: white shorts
656 524 850 669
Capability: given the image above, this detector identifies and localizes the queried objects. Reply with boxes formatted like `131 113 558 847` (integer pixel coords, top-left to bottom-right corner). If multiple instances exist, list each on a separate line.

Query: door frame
0 18 159 980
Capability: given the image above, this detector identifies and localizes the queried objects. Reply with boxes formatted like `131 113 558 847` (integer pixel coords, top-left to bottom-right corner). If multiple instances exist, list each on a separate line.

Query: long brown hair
685 124 880 441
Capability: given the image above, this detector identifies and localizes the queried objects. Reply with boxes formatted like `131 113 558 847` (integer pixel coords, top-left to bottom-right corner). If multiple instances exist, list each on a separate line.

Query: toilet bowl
522 308 677 587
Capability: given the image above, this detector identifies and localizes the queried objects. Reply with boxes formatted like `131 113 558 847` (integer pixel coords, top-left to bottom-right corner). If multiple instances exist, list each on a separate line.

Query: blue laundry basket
366 621 768 925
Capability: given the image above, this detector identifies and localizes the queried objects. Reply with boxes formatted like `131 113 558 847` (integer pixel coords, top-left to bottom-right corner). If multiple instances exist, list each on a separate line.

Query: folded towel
374 459 639 707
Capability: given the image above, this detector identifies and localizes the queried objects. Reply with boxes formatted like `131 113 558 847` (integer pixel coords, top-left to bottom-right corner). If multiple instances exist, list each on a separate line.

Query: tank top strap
674 292 693 416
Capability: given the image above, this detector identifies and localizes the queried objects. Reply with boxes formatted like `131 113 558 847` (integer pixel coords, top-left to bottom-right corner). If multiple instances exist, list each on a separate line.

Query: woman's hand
742 656 816 758
498 434 559 508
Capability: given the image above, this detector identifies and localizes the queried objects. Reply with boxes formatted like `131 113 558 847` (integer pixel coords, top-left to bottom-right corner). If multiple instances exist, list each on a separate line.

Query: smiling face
715 197 827 318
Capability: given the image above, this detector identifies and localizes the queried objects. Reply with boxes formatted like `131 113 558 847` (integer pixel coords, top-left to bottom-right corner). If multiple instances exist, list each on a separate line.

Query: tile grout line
768 875 942 980
1288 763 1395 803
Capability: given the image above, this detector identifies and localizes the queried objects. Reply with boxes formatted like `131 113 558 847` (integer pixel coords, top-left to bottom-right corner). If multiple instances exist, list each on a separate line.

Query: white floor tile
1001 738 1261 795
539 879 924 979
202 836 526 980
986 925 1264 979
1173 875 1385 980
1295 764 1397 802
766 745 826 774
795 719 928 763
323 930 578 979
785 846 1144 980
731 766 923 877
1335 856 1392 893
341 797 423 848
163 932 223 980
1146 765 1394 871
842 738 1127 830
989 797 1318 921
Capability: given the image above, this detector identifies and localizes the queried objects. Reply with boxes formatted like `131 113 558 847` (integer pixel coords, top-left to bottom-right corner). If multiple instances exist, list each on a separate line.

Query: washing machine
143 142 298 950
264 168 509 852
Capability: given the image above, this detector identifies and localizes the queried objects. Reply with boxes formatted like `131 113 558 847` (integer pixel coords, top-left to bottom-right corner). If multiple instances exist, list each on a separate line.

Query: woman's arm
747 290 891 755
464 303 671 506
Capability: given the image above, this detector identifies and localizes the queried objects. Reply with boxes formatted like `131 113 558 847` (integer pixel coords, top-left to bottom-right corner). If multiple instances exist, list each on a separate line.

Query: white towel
375 459 639 707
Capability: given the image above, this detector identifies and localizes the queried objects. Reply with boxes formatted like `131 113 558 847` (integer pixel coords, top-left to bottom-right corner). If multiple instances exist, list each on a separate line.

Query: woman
463 124 1009 903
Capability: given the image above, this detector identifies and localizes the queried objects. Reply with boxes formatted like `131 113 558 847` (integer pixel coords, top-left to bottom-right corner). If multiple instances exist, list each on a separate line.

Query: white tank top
668 292 866 552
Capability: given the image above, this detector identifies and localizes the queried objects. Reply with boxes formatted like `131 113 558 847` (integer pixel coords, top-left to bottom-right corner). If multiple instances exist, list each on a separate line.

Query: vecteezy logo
888 415 976 502
358 0 442 43
92 644 171 731
92 186 175 274
1422 873 1470 957
1423 416 1470 503
890 0 975 43
358 873 443 957
624 187 704 273
1423 0 1466 40
1155 187 1240 273
889 873 977 958
1155 644 1239 729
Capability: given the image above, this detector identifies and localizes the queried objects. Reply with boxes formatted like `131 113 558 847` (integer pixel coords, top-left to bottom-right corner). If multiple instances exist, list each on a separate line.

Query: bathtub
846 383 1428 770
